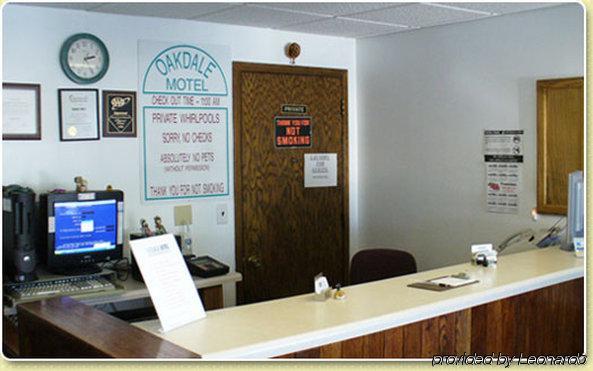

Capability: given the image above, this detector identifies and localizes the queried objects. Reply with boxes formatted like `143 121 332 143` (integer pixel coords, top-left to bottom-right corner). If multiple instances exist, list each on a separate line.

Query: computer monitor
39 191 124 275
562 171 584 251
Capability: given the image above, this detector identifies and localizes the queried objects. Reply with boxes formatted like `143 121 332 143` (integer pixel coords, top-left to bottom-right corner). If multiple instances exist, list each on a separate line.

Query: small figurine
334 283 346 300
106 184 113 192
154 216 167 235
140 218 153 237
74 176 88 193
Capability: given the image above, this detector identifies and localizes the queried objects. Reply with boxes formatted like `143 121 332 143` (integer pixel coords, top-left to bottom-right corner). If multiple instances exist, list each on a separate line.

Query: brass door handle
246 255 262 268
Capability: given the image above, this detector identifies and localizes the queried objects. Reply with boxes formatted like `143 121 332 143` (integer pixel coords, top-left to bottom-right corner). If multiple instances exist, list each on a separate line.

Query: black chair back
350 248 417 285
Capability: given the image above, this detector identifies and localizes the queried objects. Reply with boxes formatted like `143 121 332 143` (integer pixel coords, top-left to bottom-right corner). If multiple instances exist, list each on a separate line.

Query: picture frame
58 88 99 141
102 90 137 137
2 83 41 140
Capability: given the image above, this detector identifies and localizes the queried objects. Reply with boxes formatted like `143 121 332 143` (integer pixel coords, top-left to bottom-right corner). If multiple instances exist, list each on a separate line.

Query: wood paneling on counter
17 297 199 358
280 309 471 358
279 279 583 358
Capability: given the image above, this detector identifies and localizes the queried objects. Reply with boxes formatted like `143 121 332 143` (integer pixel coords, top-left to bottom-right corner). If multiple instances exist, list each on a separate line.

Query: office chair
349 248 417 285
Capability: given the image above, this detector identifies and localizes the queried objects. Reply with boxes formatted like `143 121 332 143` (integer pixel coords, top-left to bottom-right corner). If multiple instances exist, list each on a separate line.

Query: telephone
183 255 229 278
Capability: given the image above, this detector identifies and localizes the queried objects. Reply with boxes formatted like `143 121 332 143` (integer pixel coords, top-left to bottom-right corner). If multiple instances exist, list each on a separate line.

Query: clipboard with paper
407 273 479 291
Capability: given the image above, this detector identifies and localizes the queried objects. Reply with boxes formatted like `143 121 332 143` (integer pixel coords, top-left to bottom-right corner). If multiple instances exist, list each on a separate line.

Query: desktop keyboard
4 275 117 301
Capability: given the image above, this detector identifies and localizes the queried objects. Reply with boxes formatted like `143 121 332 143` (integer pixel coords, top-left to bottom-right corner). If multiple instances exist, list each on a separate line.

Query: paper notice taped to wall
484 130 523 214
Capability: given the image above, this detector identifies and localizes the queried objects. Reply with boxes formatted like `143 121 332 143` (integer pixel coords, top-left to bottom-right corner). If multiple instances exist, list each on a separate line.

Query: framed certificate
2 83 41 140
58 89 99 141
102 90 137 137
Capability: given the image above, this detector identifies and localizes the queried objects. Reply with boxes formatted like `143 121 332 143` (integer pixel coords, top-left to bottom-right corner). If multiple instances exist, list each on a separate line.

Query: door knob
246 255 262 268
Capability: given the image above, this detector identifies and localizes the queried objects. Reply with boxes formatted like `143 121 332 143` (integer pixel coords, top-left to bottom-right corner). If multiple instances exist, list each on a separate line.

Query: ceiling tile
348 3 487 28
195 4 327 28
250 2 403 16
438 2 560 15
279 17 405 38
92 2 241 19
20 2 102 11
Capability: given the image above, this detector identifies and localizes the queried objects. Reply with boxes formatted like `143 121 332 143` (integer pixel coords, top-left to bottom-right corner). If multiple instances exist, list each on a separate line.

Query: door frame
232 62 350 304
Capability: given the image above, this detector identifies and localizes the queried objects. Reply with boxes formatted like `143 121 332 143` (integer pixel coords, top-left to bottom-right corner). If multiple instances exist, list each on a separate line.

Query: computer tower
3 185 38 282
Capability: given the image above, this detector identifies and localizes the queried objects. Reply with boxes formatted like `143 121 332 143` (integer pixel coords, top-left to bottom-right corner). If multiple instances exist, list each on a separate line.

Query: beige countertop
134 247 583 359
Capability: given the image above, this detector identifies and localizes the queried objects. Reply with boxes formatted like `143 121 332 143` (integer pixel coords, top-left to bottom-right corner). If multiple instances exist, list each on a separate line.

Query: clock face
60 34 109 84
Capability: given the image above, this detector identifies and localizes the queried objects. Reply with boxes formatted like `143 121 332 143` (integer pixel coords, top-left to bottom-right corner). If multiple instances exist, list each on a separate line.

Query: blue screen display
54 199 117 255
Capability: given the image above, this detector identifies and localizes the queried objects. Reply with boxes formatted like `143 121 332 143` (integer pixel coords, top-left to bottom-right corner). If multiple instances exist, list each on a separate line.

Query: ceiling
24 2 562 38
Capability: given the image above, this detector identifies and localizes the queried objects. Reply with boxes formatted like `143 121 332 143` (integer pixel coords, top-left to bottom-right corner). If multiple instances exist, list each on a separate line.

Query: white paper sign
483 130 524 162
486 162 521 214
139 40 230 201
483 130 523 214
304 153 337 188
129 234 205 332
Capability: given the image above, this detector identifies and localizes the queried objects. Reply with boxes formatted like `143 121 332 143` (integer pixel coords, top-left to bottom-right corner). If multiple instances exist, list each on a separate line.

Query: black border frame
58 88 100 141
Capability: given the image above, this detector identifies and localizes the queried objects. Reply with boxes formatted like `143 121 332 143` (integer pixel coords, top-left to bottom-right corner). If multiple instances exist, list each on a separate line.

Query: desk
134 247 583 358
12 248 583 358
2 271 242 357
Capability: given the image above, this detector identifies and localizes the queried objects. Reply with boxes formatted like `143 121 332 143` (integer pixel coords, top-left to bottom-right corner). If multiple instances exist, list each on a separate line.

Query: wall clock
60 33 109 84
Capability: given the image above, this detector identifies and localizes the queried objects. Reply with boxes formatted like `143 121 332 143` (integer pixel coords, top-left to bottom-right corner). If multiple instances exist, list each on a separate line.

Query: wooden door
537 77 584 214
233 62 348 304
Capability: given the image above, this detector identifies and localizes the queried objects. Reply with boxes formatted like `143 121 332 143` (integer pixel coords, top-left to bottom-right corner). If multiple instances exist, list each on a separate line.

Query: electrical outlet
216 204 228 225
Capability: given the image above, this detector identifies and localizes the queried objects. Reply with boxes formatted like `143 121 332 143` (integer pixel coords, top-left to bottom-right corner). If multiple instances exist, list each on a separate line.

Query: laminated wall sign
139 41 230 201
483 130 523 214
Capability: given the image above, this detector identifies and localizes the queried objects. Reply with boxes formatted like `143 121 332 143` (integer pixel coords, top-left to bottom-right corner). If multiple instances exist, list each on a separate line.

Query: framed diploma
2 83 41 140
58 88 99 141
102 90 137 137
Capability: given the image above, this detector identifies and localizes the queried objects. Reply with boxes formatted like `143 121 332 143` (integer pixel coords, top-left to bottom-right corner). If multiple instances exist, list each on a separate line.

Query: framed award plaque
102 90 137 137
58 88 100 141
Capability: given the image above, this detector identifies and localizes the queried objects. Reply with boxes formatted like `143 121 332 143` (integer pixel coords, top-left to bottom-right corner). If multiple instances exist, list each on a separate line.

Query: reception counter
133 247 584 359
15 247 583 358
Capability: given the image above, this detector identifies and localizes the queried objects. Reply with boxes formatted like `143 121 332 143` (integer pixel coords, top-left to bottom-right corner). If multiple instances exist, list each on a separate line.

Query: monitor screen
54 199 117 255
40 190 124 275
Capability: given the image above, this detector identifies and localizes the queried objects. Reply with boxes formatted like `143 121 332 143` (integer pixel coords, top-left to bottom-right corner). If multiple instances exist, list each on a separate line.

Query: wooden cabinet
537 77 584 215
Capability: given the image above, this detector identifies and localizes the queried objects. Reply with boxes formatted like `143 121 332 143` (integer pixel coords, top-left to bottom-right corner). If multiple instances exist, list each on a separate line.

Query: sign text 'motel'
143 45 228 96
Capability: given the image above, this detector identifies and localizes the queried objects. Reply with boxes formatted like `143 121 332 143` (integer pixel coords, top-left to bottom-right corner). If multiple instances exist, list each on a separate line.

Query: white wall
1 4 357 306
356 4 584 271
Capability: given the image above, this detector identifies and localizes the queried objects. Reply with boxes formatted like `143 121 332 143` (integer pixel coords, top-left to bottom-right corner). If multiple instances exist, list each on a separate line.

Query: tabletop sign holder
407 274 479 292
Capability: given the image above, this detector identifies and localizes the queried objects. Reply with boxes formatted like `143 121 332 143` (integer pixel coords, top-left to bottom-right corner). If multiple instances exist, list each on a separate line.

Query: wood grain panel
294 346 321 358
438 313 456 354
17 297 199 358
198 286 224 311
454 309 471 354
383 327 404 357
402 321 423 357
233 62 349 304
421 317 439 357
537 77 584 214
363 332 385 358
3 316 19 357
277 279 582 359
319 342 342 358
470 278 584 356
341 335 365 358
